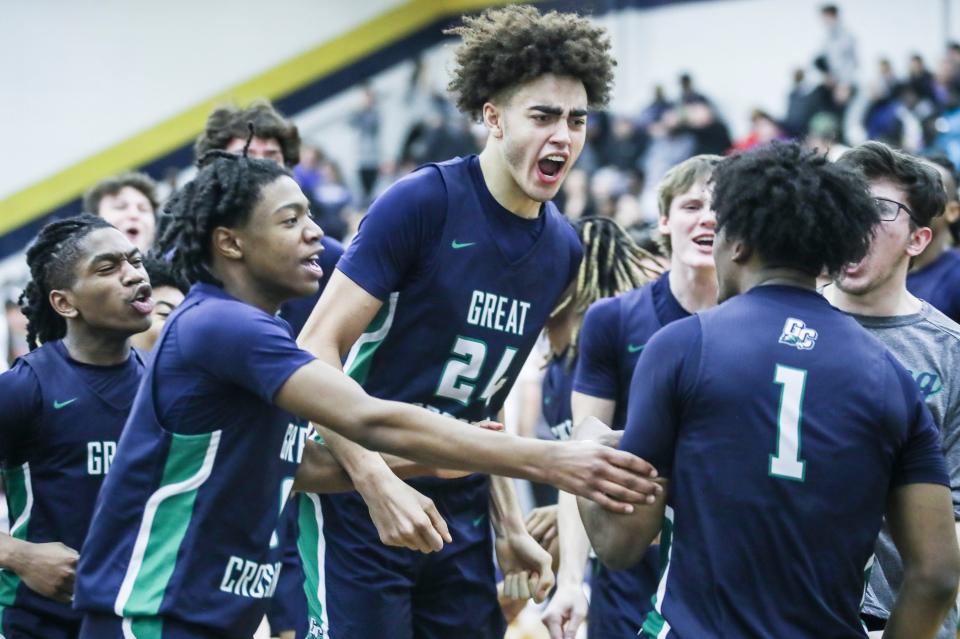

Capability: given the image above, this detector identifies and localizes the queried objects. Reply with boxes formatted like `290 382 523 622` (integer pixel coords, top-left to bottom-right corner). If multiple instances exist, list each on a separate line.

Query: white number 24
435 336 517 407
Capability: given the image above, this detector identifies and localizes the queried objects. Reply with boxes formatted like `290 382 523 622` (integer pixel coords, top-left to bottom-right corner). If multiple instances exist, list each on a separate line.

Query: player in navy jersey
543 154 722 639
192 97 344 639
0 215 154 639
72 147 658 639
293 7 625 638
578 142 960 639
906 156 960 323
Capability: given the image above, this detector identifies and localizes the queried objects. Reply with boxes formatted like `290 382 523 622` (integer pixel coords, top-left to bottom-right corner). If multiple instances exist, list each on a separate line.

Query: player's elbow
905 551 960 605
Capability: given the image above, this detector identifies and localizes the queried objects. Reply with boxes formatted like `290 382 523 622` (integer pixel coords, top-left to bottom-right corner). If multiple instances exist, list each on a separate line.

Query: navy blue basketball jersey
575 272 688 430
620 285 948 638
542 353 574 441
303 156 582 638
574 273 686 638
907 248 960 323
0 341 142 628
74 283 315 637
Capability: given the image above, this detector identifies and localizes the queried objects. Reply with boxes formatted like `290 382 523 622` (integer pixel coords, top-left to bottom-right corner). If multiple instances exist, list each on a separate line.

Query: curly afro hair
445 5 615 120
711 142 880 276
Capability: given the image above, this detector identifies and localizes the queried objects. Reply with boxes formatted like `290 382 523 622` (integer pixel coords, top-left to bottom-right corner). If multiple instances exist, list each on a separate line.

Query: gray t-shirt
853 303 960 638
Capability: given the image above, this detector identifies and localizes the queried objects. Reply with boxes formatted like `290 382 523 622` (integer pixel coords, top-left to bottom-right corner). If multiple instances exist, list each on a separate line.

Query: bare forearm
883 572 958 639
0 534 25 574
490 475 527 536
293 440 438 494
556 491 591 584
360 398 549 482
577 495 657 571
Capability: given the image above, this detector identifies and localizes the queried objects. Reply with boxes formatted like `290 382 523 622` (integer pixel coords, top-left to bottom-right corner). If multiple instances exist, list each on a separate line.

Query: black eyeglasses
874 197 918 224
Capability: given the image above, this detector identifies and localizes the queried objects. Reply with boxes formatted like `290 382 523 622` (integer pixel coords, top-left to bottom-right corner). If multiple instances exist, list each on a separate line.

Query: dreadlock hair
143 253 189 294
711 142 880 277
445 5 616 120
552 216 661 366
157 149 289 287
19 214 114 351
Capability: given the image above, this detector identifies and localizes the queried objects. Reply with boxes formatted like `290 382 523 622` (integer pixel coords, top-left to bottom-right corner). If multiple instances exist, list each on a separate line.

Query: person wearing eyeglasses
825 141 960 639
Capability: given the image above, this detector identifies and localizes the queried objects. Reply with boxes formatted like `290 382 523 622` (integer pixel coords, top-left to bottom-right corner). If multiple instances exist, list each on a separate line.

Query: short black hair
711 142 879 276
838 141 946 228
157 151 289 286
143 254 189 294
19 214 114 350
821 5 838 17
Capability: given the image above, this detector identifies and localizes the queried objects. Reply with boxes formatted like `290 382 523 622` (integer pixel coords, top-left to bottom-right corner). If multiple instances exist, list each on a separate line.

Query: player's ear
48 288 80 320
730 239 752 264
905 225 933 258
944 201 960 224
211 226 244 261
482 102 503 138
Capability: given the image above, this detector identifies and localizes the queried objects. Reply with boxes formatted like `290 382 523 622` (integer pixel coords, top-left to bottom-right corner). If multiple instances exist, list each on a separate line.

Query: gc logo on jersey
778 318 818 351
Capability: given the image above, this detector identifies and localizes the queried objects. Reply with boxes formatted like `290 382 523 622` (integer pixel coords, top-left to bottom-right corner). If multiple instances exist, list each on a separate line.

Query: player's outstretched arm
543 393 617 639
277 363 661 511
883 483 960 639
0 534 77 602
574 417 665 570
297 270 451 553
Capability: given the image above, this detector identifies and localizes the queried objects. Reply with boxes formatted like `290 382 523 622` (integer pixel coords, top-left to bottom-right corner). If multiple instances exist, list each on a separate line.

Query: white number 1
769 364 807 481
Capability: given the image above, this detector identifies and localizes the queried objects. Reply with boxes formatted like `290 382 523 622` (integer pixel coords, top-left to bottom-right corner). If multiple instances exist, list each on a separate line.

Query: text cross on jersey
779 318 818 351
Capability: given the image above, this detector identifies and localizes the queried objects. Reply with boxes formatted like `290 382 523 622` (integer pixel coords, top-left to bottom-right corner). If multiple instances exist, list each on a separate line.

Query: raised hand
544 440 660 513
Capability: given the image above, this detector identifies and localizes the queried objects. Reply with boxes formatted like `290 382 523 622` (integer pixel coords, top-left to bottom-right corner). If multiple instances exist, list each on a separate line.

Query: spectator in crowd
818 4 858 94
907 155 960 323
825 141 960 639
82 172 159 253
349 84 382 202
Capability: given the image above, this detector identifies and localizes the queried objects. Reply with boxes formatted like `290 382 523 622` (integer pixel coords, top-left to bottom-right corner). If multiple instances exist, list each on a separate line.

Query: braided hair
157 143 289 286
552 216 661 365
19 214 114 350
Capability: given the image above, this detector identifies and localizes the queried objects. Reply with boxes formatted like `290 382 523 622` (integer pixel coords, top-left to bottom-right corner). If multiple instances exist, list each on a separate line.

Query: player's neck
212 262 284 316
744 267 817 296
478 147 541 219
910 233 950 271
62 326 132 366
825 277 921 317
668 262 717 313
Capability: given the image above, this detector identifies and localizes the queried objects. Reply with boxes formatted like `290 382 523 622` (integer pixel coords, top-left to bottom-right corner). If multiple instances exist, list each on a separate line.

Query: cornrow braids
19 214 114 350
157 149 289 286
554 216 661 366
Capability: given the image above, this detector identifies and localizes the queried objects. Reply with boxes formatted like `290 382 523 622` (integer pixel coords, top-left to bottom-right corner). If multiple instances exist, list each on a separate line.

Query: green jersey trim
298 494 329 638
0 463 33 605
344 292 398 385
642 505 675 639
114 430 221 617
122 616 164 639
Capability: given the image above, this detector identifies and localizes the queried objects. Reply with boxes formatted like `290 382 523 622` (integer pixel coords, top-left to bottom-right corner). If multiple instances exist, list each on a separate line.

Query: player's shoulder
583 293 624 328
919 303 960 343
0 355 42 394
176 285 292 345
375 164 447 207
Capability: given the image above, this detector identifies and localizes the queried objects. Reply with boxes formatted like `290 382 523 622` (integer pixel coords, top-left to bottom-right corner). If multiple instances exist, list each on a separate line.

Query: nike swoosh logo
627 344 645 354
451 240 476 250
53 398 78 410
471 514 486 527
